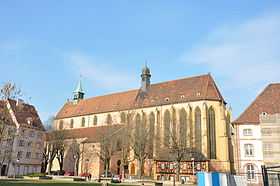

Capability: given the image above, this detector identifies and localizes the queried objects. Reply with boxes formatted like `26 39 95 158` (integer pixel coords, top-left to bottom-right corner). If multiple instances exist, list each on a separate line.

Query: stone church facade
53 66 233 179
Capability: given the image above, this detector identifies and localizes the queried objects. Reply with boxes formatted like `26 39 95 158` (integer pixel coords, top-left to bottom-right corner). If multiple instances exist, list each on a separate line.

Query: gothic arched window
70 119 74 128
93 116 98 126
142 112 147 129
207 106 216 159
163 110 171 146
135 113 141 137
107 114 112 125
120 112 126 124
195 107 202 152
148 112 155 158
179 108 187 146
81 117 86 127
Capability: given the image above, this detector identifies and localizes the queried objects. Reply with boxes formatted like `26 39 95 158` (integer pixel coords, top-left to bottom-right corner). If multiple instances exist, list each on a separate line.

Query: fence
262 165 280 186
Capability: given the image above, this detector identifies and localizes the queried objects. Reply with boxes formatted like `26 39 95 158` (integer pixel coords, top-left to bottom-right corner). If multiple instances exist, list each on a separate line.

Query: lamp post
73 155 77 176
191 158 195 175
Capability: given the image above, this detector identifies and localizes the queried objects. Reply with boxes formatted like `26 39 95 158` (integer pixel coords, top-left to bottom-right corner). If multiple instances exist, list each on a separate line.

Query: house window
244 144 254 157
18 140 24 147
120 112 126 124
29 131 35 137
26 152 31 159
243 129 253 136
17 151 23 159
27 141 32 147
59 120 63 130
246 164 255 181
35 152 41 159
70 119 74 128
93 116 98 126
81 117 85 127
107 114 112 125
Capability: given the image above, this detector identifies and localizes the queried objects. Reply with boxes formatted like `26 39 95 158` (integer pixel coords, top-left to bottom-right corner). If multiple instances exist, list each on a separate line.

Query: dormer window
26 117 33 125
196 92 201 96
165 97 169 102
180 95 185 99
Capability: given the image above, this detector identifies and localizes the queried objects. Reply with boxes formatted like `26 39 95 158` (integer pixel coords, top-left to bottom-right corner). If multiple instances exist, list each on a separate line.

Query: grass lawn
0 179 103 186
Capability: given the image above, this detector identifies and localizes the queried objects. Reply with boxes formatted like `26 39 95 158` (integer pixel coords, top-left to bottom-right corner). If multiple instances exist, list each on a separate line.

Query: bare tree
46 130 66 174
0 82 21 175
130 112 151 179
0 82 22 100
93 127 121 177
69 139 83 176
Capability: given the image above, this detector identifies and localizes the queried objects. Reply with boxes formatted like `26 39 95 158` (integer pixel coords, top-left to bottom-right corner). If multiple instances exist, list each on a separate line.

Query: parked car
79 172 91 177
64 171 74 176
111 174 121 183
101 171 113 178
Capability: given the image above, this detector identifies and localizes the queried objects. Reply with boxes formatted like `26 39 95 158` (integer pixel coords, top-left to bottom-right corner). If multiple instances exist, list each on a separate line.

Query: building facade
53 67 233 180
0 99 45 176
233 83 280 186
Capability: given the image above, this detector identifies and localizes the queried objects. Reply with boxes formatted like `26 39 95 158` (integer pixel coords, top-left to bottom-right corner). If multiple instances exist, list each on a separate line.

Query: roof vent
261 112 267 116
165 97 169 102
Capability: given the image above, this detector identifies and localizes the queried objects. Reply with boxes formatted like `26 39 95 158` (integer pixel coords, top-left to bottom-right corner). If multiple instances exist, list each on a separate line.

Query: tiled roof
8 99 45 131
234 83 280 124
56 74 225 119
46 125 124 142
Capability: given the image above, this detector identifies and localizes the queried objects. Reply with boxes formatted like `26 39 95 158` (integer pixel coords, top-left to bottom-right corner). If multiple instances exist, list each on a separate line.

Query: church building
52 66 233 180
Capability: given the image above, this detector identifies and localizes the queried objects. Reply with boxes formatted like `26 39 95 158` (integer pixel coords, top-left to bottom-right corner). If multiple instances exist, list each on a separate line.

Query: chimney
16 98 24 106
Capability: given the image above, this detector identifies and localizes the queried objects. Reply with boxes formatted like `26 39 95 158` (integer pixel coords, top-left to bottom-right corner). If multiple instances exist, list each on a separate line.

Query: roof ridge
78 73 210 102
233 84 271 124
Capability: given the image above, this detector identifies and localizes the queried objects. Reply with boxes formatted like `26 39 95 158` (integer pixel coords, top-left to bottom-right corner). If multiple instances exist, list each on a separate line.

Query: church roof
56 74 225 119
46 125 123 142
234 83 280 124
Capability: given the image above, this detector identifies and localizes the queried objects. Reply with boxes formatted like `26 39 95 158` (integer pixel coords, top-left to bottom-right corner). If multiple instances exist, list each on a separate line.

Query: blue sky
0 1 280 122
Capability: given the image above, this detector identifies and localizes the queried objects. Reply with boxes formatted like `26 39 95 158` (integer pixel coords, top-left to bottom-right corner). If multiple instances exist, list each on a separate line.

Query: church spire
141 62 151 92
73 78 85 101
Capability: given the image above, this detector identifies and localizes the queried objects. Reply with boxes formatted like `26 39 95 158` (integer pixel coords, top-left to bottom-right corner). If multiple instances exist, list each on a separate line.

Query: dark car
111 174 121 183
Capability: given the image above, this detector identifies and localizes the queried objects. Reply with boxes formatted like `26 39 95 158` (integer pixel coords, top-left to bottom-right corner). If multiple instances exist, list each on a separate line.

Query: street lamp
191 158 195 175
73 155 77 176
14 158 20 178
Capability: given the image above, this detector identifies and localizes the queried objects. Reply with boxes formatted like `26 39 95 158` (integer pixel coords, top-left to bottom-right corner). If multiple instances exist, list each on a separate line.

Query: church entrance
1 165 7 176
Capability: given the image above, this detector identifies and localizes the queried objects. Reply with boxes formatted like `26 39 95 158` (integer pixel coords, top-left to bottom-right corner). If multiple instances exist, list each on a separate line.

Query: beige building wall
260 113 280 166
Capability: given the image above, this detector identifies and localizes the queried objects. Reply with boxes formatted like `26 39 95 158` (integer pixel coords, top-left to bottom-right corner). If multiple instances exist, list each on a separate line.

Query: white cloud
181 12 280 90
66 52 138 91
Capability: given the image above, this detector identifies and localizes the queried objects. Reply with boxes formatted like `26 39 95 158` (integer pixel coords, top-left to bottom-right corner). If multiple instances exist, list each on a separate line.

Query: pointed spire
74 79 84 94
73 77 85 101
141 62 151 92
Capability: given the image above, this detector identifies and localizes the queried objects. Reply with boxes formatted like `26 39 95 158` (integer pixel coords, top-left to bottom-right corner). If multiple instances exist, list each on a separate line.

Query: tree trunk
75 159 79 176
176 161 180 182
48 160 53 175
137 159 144 179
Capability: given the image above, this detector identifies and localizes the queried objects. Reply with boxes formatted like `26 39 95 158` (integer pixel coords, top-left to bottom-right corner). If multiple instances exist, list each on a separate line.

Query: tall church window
93 116 98 126
142 112 147 129
70 119 74 128
148 112 155 158
59 120 63 130
172 108 177 142
163 110 171 146
207 106 216 159
81 117 86 127
135 113 141 137
107 114 112 125
120 112 126 124
179 108 187 146
195 107 202 152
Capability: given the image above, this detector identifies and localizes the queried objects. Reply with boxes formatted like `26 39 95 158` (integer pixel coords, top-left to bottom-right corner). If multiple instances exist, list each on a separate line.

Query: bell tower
73 79 85 101
141 64 151 92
